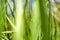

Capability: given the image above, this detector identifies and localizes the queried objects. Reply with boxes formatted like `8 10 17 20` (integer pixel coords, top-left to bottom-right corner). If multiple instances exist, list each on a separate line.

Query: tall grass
0 0 60 40
39 0 50 40
30 0 41 40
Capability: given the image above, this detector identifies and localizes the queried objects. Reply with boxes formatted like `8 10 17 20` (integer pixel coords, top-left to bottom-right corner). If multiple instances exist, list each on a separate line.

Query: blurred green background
0 0 60 40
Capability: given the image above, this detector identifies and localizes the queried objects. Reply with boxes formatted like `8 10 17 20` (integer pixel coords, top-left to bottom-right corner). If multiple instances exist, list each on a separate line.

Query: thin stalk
0 0 6 39
6 15 16 30
14 0 25 40
30 0 41 40
39 0 50 40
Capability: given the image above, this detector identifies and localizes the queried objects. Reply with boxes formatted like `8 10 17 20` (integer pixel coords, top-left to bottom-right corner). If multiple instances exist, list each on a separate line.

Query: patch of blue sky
32 0 34 9
8 0 34 14
8 0 12 5
55 0 60 3
7 0 13 15
8 0 34 8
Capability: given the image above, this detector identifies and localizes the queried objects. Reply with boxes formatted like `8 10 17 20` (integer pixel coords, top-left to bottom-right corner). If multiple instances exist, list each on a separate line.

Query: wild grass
0 0 60 40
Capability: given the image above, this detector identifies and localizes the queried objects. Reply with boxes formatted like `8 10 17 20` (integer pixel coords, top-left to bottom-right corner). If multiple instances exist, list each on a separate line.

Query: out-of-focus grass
0 0 60 40
39 0 51 40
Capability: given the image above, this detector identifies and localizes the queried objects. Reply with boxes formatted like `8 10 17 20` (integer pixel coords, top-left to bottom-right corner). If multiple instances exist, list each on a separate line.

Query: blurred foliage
0 0 60 40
